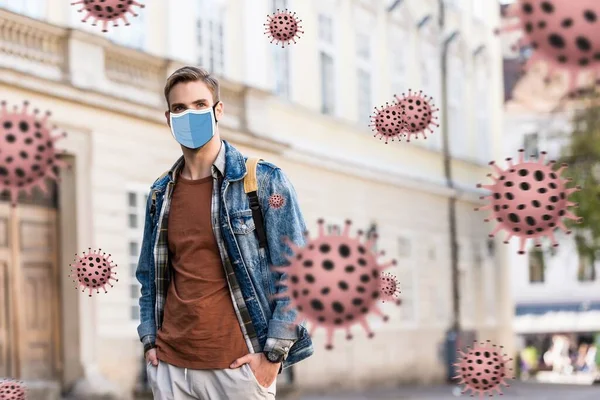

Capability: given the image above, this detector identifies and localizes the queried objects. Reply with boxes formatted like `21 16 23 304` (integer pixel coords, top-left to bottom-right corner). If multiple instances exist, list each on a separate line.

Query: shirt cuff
263 337 296 360
142 334 156 354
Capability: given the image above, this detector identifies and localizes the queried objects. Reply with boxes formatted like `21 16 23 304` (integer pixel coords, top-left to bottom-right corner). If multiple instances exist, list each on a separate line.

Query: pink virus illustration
69 248 119 297
369 102 407 144
475 149 581 255
71 0 146 33
268 193 286 209
264 9 304 48
0 379 26 400
0 101 67 207
497 0 600 91
454 340 513 398
272 219 396 350
394 89 439 142
379 272 401 305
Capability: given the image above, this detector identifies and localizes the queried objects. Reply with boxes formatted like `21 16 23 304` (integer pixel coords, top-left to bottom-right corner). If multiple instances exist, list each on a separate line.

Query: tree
558 90 600 278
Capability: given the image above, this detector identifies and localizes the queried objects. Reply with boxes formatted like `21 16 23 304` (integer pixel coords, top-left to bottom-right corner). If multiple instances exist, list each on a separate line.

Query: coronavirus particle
272 219 397 350
268 193 286 209
394 89 439 142
0 379 26 400
475 149 581 255
0 101 67 207
369 102 406 144
379 272 401 305
70 248 118 297
454 340 513 398
497 0 600 91
71 0 146 32
264 9 304 48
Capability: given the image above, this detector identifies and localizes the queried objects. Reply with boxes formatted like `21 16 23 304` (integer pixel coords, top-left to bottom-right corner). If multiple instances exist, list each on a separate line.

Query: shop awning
514 303 600 334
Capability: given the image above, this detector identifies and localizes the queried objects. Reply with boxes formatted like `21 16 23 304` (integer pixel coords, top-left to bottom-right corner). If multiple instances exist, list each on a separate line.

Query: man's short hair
164 66 220 107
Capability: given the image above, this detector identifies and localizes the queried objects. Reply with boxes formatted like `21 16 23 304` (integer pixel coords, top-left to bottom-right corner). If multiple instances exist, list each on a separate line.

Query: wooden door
0 202 11 377
0 183 61 380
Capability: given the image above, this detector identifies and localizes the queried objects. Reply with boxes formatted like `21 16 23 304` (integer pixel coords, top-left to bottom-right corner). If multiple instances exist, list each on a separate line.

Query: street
298 382 600 399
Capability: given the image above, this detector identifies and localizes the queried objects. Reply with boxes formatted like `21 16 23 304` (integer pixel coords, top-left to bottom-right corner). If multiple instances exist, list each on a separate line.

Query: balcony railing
0 7 254 137
0 8 173 109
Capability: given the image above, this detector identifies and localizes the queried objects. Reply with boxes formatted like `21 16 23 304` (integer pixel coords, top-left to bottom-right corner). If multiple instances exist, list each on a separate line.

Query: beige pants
146 360 276 400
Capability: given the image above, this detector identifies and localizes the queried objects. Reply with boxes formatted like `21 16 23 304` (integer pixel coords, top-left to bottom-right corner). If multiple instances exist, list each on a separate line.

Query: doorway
0 181 62 381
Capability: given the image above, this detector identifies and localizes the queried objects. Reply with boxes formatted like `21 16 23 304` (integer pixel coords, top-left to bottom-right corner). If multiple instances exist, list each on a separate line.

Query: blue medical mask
169 103 219 149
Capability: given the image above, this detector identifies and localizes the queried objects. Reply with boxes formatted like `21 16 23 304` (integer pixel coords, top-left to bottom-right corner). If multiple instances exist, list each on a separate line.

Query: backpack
150 157 268 249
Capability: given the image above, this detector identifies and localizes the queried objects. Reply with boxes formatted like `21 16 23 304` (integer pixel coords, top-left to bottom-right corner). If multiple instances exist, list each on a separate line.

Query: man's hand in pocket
145 348 158 366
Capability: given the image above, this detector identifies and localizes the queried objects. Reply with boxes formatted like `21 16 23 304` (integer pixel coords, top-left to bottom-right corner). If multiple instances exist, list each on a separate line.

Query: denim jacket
135 140 314 370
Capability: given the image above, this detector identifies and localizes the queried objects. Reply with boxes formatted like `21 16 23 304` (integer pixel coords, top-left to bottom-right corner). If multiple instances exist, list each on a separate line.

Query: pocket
243 364 269 392
230 210 256 234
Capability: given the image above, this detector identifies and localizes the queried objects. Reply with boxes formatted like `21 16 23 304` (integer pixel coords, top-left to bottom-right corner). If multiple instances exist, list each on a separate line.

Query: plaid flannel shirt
142 143 295 363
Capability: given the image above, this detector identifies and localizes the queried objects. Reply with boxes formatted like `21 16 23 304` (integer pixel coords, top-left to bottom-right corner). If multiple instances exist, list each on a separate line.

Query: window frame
0 0 47 20
126 185 151 325
196 0 226 76
271 0 292 98
318 12 337 116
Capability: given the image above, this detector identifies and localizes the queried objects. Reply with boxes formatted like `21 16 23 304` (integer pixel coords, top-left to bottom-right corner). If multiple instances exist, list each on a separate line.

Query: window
357 69 372 127
127 189 149 321
474 61 492 163
472 0 486 21
523 133 539 159
271 0 291 98
389 26 408 97
318 14 336 115
445 0 463 8
0 0 47 19
528 248 545 283
68 1 145 49
197 0 225 75
419 39 442 150
318 14 334 44
448 57 467 157
320 52 335 115
397 236 417 323
459 262 474 326
578 253 597 282
106 7 146 50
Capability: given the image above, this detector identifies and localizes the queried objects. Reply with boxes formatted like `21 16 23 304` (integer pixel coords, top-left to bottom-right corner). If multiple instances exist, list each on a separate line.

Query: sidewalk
292 381 600 400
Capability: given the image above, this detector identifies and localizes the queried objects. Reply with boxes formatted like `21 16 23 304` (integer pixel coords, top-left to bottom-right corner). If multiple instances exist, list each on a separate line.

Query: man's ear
165 110 171 128
215 101 224 121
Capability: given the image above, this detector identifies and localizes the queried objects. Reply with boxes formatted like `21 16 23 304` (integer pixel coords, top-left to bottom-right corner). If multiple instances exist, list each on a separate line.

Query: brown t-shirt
156 174 248 369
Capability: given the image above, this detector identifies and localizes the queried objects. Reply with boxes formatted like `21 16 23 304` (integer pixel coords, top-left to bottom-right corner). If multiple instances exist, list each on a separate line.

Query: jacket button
241 224 247 229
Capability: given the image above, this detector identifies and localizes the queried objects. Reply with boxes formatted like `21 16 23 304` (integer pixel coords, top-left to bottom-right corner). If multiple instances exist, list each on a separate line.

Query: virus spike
476 149 582 255
264 8 304 48
496 0 600 91
0 100 68 207
325 327 334 350
345 327 353 340
488 224 503 237
69 247 119 297
0 378 27 400
271 218 395 350
71 0 145 33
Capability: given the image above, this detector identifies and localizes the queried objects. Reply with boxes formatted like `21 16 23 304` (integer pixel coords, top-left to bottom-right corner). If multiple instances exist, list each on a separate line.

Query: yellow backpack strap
244 157 268 248
244 157 262 194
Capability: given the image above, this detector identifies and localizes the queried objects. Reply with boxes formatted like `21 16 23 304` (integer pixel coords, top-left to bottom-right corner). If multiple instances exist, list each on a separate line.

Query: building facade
0 0 511 398
500 0 600 369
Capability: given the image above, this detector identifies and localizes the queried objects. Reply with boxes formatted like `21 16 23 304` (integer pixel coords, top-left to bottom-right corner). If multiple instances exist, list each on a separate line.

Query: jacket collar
164 140 247 185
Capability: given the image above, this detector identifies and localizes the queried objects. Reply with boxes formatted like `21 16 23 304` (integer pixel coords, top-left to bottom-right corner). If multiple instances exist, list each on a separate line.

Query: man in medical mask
136 66 313 399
